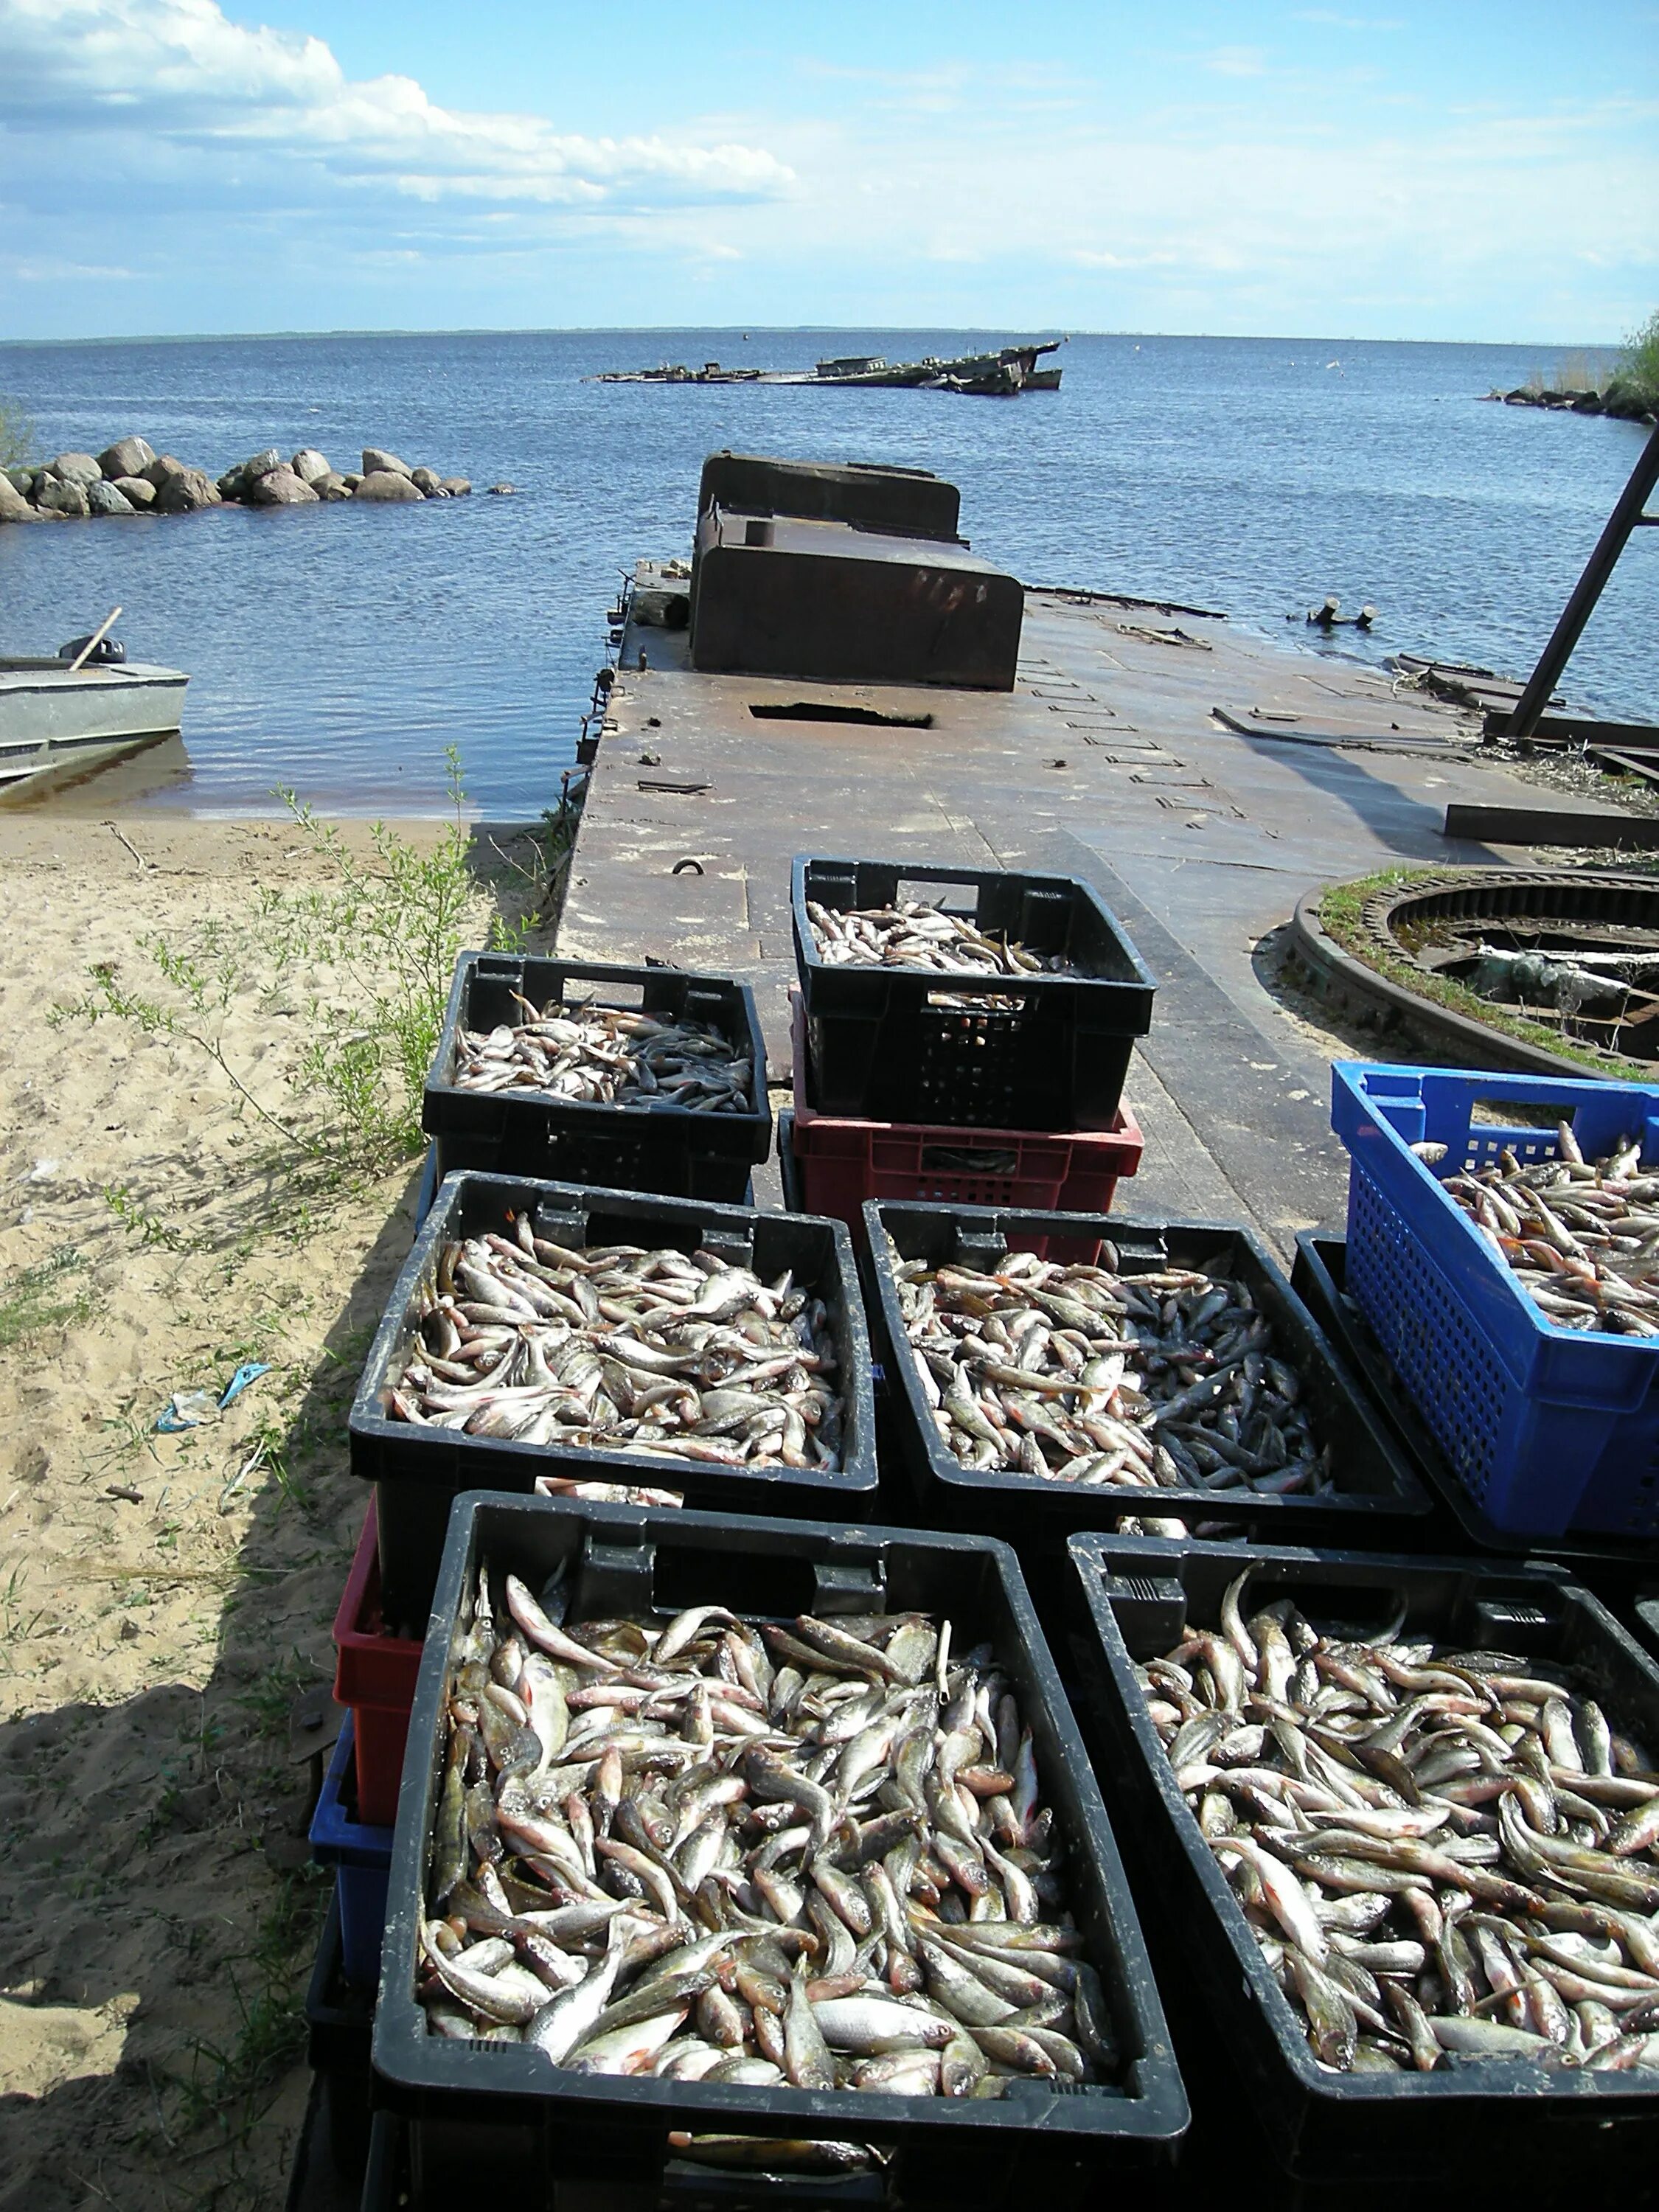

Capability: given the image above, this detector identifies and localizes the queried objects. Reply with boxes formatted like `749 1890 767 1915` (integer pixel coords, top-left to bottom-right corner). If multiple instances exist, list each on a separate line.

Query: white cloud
0 0 794 212
0 4 1652 339
1201 46 1270 77
10 254 137 280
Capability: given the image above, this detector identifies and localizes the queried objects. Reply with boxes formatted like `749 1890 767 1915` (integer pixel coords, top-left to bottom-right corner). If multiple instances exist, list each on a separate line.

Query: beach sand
0 810 539 2211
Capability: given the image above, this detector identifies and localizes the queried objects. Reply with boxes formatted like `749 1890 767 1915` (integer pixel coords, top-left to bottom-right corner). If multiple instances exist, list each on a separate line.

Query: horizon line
0 324 1624 352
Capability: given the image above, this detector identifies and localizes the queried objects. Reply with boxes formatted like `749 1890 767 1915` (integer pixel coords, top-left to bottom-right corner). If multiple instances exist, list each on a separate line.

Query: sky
1 0 1654 344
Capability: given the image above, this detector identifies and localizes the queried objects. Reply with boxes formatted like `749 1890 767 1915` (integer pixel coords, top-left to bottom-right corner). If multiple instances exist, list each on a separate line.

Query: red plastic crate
790 994 1141 1259
332 1500 423 1826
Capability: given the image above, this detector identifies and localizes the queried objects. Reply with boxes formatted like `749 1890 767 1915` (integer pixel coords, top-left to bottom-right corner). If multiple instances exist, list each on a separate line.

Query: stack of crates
785 855 1155 1245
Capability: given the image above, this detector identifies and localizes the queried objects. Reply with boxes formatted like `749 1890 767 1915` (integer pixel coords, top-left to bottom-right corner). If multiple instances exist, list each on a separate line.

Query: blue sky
1 0 1654 342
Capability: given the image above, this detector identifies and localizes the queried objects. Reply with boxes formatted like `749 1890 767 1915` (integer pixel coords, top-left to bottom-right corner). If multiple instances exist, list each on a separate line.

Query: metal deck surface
558 581 1604 1252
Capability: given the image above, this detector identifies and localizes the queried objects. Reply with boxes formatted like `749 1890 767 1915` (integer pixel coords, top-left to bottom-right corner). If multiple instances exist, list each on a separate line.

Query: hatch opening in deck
748 703 935 728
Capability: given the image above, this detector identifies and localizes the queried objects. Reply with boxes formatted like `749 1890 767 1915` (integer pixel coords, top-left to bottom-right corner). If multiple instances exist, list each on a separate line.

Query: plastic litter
155 1360 272 1432
219 1360 271 1408
156 1390 218 1433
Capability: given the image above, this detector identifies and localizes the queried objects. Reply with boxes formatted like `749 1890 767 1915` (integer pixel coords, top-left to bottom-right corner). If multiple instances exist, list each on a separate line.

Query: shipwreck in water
592 339 1063 397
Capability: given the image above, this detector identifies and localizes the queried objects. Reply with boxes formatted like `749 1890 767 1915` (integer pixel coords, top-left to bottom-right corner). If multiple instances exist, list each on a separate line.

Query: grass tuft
1316 866 1659 1081
0 1248 94 1351
57 745 545 1175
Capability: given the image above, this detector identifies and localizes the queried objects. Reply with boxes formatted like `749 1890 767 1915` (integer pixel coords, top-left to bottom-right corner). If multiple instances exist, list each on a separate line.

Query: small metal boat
0 616 188 794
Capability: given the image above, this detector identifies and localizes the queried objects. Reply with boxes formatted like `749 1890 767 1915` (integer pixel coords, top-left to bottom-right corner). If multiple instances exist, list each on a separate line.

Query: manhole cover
1364 870 1659 1062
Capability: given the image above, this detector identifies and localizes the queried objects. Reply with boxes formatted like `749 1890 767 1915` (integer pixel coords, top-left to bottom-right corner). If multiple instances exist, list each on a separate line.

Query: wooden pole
66 607 122 675
1506 422 1659 740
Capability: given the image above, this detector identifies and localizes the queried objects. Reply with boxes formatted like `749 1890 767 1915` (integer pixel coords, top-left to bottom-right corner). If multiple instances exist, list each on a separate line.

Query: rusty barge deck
556 570 1618 1253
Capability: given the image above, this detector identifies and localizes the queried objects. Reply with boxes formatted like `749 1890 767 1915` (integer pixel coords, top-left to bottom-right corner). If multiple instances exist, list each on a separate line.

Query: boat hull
0 663 189 791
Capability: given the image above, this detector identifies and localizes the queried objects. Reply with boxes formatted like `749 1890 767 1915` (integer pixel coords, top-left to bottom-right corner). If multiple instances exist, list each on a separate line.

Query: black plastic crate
304 1888 375 2183
423 953 771 1199
358 2112 405 2212
1065 1528 1659 2188
791 858 1155 1129
349 1173 879 1624
371 1489 1188 2210
1291 1231 1659 1673
779 1105 804 1211
866 1200 1436 1599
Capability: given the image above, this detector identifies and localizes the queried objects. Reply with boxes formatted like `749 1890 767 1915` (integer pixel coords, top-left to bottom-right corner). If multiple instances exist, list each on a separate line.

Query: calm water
0 330 1651 816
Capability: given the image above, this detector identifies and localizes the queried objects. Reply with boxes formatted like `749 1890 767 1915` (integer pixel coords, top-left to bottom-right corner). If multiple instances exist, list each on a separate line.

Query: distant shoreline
0 326 1630 352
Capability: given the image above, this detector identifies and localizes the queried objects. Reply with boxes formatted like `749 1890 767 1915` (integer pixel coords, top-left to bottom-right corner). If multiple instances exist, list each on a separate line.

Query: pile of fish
417 1570 1116 2120
388 1223 846 1471
888 1242 1335 1498
806 899 1068 981
1422 1125 1659 1337
1141 1573 1659 2073
452 994 753 1114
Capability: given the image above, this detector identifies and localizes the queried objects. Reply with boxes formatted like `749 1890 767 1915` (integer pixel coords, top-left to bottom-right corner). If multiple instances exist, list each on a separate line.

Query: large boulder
291 448 331 485
87 479 136 517
410 465 443 495
246 465 319 506
0 473 42 524
218 447 284 501
98 435 155 481
355 469 422 502
487 482 516 495
113 476 156 509
143 453 189 487
361 447 411 479
341 473 363 490
153 467 221 513
38 476 91 516
49 452 102 488
440 477 472 497
312 471 353 500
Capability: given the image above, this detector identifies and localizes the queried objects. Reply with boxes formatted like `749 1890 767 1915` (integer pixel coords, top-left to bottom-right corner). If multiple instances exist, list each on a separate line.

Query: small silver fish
417 1576 1107 2115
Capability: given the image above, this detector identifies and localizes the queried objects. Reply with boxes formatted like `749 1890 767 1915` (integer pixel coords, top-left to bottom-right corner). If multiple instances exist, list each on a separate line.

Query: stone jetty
0 437 473 524
1483 383 1657 423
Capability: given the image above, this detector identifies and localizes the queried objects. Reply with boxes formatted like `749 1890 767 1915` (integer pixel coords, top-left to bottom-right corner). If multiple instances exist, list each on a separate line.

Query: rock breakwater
0 437 473 524
1484 382 1657 424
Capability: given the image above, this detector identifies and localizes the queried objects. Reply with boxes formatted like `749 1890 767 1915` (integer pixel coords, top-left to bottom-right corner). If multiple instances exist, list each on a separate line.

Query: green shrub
1614 307 1659 411
0 394 35 472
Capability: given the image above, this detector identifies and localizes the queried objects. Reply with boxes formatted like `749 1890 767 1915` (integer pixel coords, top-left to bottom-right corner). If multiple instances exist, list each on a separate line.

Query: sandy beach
0 810 543 2212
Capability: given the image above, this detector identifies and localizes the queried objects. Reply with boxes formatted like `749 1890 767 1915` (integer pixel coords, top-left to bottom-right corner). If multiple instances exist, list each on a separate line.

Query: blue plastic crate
1331 1061 1659 1539
310 1714 394 1986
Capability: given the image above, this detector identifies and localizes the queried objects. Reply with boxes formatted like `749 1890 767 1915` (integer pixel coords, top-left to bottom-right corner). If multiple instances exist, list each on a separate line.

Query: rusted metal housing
690 509 1023 689
695 451 962 538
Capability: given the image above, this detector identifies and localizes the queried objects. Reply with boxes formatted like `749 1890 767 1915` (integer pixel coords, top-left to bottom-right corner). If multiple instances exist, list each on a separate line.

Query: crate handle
813 1550 887 1614
577 1531 657 1614
1467 1593 1562 1651
922 981 1032 1011
897 873 976 916
564 978 647 1011
921 1144 1019 1176
532 1200 590 1247
1099 1572 1188 1656
950 1227 1010 1270
700 1225 756 1266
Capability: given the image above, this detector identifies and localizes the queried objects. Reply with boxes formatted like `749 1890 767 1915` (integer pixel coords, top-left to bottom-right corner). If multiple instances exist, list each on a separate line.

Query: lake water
0 329 1651 817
